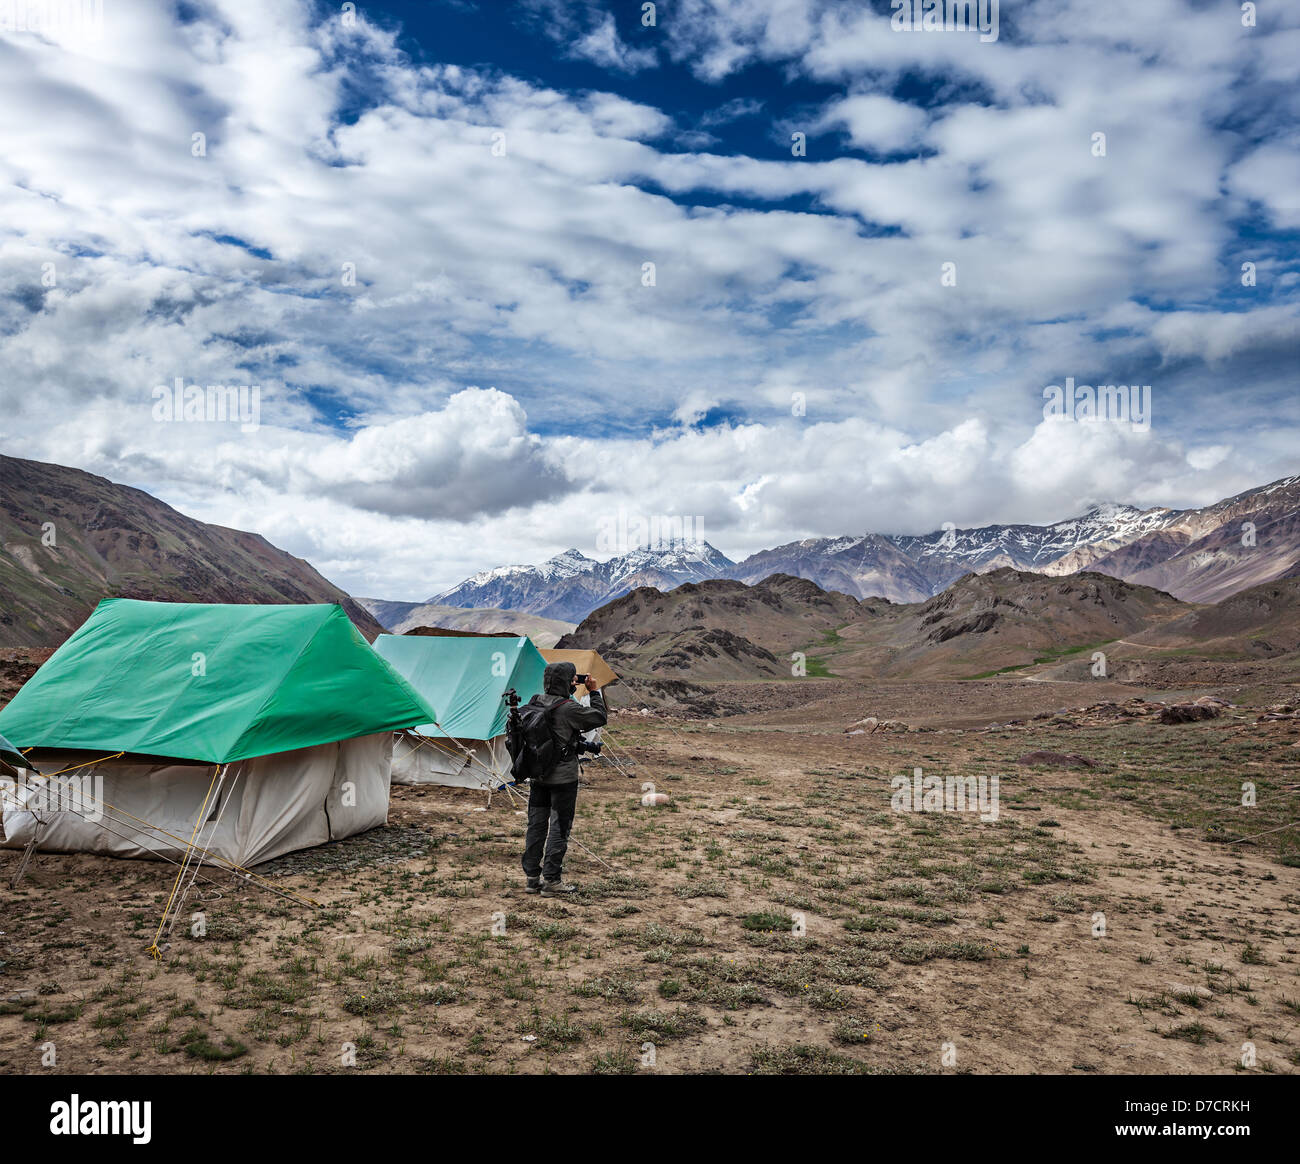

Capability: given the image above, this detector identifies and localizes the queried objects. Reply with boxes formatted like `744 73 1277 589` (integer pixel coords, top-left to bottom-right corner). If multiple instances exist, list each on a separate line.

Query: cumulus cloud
814 94 929 154
1228 140 1300 231
0 0 1296 600
242 388 571 521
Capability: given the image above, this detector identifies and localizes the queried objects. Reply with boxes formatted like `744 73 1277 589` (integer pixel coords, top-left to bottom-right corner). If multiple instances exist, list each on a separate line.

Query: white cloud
1228 140 1300 230
520 1 657 74
0 0 1295 601
815 94 928 154
571 11 657 73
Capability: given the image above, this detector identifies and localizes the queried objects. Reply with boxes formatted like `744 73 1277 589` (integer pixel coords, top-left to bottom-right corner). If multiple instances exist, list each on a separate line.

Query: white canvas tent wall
2 735 393 866
389 733 511 790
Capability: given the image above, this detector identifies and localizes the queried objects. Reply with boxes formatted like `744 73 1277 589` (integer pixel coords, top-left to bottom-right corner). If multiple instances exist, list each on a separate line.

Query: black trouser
521 780 579 882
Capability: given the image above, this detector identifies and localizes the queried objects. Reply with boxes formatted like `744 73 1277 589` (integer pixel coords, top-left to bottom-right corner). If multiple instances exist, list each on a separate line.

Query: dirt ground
2 672 1297 1075
0 647 53 707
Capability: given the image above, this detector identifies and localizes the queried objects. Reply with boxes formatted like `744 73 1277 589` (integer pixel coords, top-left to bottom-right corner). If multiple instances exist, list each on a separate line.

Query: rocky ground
1 668 1296 1075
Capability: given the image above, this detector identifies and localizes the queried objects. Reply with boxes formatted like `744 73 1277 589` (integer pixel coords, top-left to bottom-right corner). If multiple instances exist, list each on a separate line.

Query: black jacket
530 662 608 784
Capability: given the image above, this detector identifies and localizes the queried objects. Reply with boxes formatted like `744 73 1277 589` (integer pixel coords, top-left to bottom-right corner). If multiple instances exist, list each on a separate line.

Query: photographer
521 661 606 896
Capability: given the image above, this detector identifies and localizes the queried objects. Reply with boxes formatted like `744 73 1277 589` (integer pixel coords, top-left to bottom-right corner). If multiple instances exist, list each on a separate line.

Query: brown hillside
571 567 1197 683
1132 575 1300 657
560 567 1197 683
558 573 875 679
1091 477 1300 602
825 570 1192 679
0 455 383 645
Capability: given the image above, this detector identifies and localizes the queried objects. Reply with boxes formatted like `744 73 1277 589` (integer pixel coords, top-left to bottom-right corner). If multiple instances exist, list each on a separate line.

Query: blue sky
378 0 842 159
0 0 1297 599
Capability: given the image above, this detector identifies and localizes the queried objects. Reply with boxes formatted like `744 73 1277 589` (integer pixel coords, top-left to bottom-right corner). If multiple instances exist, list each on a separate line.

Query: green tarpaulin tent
373 633 545 740
372 633 547 788
0 599 437 764
0 600 441 867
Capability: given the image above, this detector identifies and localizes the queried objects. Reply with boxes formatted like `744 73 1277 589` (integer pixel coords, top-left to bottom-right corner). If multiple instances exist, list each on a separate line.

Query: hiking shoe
539 879 577 896
525 877 541 894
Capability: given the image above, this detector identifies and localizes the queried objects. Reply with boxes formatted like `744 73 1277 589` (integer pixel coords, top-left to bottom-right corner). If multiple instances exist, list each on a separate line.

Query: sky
1 0 1297 600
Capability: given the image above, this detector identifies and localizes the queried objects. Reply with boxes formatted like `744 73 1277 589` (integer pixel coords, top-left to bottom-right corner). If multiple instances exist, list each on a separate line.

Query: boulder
1157 703 1220 724
1016 751 1096 769
845 716 879 733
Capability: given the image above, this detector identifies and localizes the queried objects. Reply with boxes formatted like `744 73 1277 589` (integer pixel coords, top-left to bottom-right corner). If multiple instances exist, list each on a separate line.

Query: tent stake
9 819 45 889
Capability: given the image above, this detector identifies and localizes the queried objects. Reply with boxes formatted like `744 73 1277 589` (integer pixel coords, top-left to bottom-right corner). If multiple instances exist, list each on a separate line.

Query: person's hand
584 675 600 692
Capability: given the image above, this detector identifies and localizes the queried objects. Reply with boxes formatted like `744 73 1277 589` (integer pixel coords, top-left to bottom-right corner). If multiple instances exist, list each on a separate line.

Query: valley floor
1 674 1297 1075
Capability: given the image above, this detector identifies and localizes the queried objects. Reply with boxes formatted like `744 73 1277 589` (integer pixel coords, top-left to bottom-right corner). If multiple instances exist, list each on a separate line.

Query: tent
540 649 618 691
0 599 436 866
373 633 546 789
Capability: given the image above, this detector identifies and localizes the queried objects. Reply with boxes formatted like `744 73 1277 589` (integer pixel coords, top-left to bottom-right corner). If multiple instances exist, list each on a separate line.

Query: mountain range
5 453 1296 661
355 598 574 647
433 541 735 622
424 475 1300 621
558 565 1300 687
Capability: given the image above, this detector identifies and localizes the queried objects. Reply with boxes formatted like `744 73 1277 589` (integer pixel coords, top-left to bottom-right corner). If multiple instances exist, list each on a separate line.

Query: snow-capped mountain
1087 475 1300 602
416 475 1299 622
890 502 1182 576
446 547 596 591
603 541 732 588
729 504 1188 602
431 540 735 621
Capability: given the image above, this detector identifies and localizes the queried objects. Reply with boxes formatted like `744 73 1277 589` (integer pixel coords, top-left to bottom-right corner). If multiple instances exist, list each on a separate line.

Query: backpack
508 697 569 782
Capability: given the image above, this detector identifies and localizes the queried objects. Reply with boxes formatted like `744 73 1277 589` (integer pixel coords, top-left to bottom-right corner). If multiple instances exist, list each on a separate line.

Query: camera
575 738 602 756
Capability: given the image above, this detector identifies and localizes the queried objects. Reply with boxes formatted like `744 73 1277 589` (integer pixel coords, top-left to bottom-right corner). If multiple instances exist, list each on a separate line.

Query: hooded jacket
527 661 608 785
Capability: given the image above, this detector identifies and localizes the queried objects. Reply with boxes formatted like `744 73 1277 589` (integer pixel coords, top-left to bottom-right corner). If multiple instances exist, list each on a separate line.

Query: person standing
521 661 606 895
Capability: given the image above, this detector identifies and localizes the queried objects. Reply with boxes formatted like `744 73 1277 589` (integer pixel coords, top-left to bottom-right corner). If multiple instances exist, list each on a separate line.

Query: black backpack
508 696 568 782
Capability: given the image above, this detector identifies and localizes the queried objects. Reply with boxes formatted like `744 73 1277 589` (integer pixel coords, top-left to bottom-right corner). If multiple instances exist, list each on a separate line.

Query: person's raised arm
573 675 608 729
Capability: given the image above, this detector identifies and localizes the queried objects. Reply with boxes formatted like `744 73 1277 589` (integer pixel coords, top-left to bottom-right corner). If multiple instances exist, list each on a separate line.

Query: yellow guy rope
24 752 124 778
147 764 223 960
